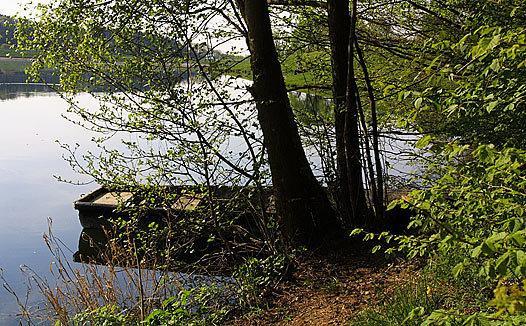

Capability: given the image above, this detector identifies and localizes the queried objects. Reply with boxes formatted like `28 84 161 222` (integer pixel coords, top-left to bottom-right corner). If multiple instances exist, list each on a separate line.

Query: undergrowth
351 253 494 325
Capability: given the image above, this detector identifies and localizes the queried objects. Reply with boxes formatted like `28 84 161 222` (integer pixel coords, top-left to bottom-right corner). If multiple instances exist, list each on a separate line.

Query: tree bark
355 38 385 222
344 0 367 225
237 0 342 244
327 0 367 225
327 0 352 224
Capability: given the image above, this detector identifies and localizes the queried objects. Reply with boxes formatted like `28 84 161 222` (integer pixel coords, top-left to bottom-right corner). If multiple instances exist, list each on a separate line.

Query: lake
0 83 418 325
0 84 96 325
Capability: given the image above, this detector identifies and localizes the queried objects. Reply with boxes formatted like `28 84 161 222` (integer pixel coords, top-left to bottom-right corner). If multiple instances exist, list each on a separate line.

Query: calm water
0 85 97 324
0 84 417 324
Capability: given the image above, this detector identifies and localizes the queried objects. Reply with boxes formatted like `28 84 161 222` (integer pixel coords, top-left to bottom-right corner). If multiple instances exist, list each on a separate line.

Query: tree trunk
328 0 367 225
327 0 352 224
355 39 385 222
237 0 342 244
345 0 368 225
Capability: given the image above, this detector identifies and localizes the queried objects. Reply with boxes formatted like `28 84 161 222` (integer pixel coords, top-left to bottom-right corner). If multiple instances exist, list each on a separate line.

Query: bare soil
230 246 420 325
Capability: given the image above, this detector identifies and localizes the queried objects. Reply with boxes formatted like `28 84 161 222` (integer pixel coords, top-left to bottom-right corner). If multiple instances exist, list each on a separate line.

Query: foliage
234 254 289 307
72 305 131 326
394 144 526 280
15 0 270 212
0 15 16 47
69 286 232 326
491 280 526 316
403 2 526 147
354 143 526 322
143 286 231 326
366 2 526 321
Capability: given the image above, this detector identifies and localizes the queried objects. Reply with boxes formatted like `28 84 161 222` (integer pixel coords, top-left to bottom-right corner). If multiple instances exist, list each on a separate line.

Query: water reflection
74 228 107 263
0 83 57 101
0 84 93 325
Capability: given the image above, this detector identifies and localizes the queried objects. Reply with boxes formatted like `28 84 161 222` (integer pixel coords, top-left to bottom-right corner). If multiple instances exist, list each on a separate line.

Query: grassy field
0 57 32 74
222 51 332 95
0 44 37 74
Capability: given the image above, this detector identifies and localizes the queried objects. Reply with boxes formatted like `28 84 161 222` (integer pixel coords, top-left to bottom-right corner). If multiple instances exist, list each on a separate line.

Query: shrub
72 305 131 325
233 254 289 307
354 143 526 322
143 286 231 326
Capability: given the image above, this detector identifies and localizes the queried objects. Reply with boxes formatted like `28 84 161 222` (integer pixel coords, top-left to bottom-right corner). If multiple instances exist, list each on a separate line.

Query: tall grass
352 273 441 326
4 219 236 325
351 254 494 325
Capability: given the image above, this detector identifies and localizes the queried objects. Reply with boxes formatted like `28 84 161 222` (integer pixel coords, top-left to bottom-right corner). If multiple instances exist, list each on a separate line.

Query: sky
0 0 48 16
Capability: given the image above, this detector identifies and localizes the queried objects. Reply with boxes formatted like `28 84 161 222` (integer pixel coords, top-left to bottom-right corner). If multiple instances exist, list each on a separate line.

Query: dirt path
230 249 419 325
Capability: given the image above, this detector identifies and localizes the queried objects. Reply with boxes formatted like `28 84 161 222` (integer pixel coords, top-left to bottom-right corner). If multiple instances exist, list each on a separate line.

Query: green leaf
416 135 432 149
475 145 496 164
495 251 511 275
517 250 526 267
364 232 375 241
505 103 516 111
481 242 496 255
486 100 498 113
387 200 399 211
350 228 363 236
414 97 423 109
510 232 526 246
452 262 465 278
471 245 483 258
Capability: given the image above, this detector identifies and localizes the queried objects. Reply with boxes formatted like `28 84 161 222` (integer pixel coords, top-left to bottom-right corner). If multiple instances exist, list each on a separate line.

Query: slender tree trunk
237 0 342 244
344 0 367 225
327 0 352 224
355 39 385 222
328 0 367 225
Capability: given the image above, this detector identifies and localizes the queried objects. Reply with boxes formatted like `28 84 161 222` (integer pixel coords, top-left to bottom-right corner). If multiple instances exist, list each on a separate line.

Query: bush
354 143 526 323
72 305 131 325
395 144 526 282
143 286 231 326
233 254 289 307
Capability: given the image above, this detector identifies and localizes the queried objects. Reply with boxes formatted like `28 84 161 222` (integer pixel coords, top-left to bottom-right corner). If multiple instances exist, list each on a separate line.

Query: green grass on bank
351 254 494 326
220 51 332 96
0 46 331 90
0 57 32 74
0 44 34 74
